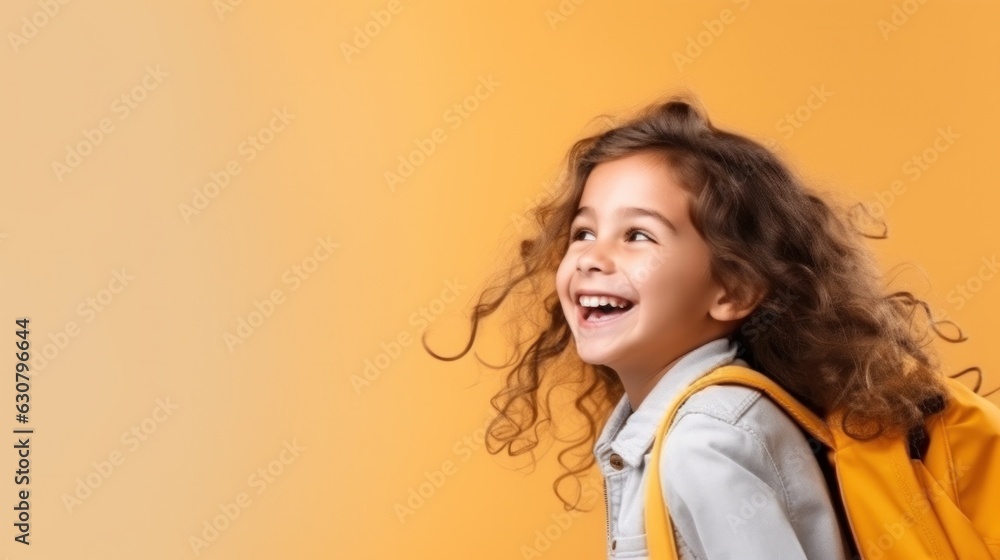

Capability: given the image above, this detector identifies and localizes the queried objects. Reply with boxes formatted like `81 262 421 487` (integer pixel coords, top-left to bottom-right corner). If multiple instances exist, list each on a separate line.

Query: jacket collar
593 336 747 470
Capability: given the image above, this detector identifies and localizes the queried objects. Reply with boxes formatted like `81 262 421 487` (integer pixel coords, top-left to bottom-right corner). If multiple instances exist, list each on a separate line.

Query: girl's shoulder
655 386 848 560
673 382 765 427
662 383 819 476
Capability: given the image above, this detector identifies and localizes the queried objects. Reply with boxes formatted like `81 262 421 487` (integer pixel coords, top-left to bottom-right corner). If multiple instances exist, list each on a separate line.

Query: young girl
423 93 974 559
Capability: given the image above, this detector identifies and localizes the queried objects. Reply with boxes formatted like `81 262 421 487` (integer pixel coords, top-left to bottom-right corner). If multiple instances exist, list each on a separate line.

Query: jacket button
610 453 624 470
612 539 617 550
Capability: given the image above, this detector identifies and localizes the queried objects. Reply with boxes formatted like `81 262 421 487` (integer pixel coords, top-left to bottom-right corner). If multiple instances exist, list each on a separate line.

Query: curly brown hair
422 91 988 512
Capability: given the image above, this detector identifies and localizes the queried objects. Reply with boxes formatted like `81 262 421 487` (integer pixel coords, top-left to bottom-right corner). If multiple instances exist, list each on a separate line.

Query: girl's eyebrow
573 205 678 234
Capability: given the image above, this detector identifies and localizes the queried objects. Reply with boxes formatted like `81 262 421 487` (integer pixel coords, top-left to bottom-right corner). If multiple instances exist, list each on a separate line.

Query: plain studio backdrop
1 0 998 558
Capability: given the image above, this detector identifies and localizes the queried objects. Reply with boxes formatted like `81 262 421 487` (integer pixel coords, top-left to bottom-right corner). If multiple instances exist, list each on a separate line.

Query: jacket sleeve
658 410 809 560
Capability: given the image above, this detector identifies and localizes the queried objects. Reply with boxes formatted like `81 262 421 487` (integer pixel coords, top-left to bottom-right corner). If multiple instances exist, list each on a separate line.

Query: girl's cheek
555 259 574 296
649 268 701 311
557 253 573 274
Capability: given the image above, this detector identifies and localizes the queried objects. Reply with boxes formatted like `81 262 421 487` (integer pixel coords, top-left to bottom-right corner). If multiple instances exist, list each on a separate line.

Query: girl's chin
574 347 622 367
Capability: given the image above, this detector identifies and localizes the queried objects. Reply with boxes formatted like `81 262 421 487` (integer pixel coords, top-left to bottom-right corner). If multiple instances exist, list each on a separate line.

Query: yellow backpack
644 364 1000 559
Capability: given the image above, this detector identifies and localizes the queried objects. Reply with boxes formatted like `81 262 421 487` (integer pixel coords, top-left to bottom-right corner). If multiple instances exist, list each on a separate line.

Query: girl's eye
627 228 654 242
568 227 654 242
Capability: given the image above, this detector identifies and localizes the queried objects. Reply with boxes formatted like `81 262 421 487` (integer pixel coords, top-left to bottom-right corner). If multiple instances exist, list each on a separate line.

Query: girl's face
555 151 727 378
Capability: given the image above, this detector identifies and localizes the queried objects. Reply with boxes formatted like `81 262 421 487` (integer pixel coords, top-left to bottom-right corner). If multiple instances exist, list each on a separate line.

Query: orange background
1 0 998 558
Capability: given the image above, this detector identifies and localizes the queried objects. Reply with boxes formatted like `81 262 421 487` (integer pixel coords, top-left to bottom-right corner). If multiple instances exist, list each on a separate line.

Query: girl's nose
577 241 614 273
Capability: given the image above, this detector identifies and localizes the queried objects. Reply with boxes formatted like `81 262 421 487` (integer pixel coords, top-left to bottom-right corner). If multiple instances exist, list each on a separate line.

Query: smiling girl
424 93 970 559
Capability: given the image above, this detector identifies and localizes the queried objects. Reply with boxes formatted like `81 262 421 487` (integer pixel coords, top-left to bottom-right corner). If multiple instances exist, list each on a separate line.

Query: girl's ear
707 281 767 323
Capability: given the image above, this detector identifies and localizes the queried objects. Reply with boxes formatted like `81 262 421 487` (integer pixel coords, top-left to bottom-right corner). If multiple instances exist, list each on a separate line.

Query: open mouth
584 302 634 321
577 294 636 325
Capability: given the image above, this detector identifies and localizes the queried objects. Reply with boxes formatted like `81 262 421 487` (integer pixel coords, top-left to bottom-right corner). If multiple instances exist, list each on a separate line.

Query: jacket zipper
603 477 611 555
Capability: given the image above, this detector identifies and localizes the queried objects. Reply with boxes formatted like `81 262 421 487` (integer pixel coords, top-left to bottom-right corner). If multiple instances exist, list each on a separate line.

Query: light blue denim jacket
593 337 851 559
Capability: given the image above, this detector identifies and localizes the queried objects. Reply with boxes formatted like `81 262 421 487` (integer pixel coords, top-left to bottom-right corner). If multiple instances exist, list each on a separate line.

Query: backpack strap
907 393 947 460
644 364 833 560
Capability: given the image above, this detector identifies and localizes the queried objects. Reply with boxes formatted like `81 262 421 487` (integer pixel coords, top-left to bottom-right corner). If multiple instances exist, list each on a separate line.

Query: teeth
578 295 632 308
